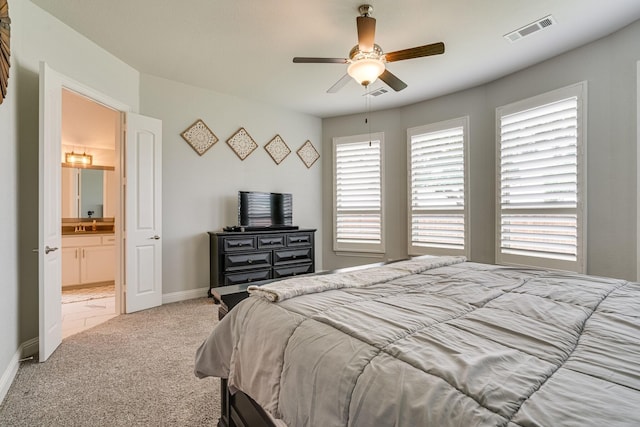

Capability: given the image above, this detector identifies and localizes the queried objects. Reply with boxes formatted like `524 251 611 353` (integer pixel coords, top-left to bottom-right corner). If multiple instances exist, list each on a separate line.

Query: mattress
195 257 640 426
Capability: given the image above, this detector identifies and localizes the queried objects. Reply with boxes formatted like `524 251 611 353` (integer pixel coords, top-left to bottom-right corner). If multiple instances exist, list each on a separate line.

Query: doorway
59 89 120 338
40 62 163 361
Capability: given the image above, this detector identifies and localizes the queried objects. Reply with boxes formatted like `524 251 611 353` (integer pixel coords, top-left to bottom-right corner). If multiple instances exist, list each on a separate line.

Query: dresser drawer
286 233 313 247
224 251 271 270
273 263 314 279
273 248 312 265
257 235 285 249
224 268 271 286
223 236 256 252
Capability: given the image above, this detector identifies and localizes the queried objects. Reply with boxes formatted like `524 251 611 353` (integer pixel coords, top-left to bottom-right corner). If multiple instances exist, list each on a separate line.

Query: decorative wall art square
180 119 218 156
227 127 258 160
264 134 291 165
297 140 320 168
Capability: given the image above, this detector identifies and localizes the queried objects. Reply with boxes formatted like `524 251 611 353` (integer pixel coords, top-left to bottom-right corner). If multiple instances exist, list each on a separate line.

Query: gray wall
322 20 640 281
0 0 20 397
140 74 323 295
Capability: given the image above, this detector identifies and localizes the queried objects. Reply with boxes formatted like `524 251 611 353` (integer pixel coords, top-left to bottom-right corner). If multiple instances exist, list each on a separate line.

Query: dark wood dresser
208 228 316 301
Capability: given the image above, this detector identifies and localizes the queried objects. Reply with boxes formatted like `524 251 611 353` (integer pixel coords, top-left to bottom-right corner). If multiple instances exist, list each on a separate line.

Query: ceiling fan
293 4 445 93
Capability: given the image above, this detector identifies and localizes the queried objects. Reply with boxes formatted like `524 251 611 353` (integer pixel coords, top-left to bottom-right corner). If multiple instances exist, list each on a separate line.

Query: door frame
42 64 132 319
60 85 129 316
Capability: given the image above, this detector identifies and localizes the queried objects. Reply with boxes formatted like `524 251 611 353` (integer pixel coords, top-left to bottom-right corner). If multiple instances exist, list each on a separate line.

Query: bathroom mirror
80 169 104 217
61 165 116 218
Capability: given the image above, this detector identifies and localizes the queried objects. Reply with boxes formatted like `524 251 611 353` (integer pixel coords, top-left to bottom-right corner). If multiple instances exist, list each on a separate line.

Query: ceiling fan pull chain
366 91 373 146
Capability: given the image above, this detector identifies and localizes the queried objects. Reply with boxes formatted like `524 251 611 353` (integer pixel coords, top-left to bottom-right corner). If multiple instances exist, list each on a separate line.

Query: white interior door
125 113 163 313
38 62 63 361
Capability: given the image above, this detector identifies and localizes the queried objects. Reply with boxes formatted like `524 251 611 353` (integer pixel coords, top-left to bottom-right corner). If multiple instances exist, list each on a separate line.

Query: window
497 82 586 272
333 133 384 254
408 117 469 256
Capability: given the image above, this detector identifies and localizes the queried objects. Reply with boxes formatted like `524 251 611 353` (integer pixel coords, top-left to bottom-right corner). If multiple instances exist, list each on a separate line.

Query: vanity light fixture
65 151 93 166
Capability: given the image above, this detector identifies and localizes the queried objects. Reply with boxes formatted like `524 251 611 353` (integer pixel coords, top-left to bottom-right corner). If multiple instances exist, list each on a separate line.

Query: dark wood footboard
214 287 276 426
218 379 276 427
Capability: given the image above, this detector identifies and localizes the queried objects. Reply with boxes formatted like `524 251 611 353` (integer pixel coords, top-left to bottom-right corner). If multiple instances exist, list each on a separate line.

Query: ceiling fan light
347 58 385 87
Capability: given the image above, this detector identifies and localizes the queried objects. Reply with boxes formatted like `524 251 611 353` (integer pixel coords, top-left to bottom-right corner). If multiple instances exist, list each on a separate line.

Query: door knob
149 235 160 240
45 246 59 254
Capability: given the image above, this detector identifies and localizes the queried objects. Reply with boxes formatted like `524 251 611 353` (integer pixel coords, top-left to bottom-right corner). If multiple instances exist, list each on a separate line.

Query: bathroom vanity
61 217 116 288
61 232 115 287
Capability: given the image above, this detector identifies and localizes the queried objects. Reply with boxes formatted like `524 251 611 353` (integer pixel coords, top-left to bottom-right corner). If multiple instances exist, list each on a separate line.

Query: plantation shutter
409 118 467 255
333 133 384 253
497 83 585 272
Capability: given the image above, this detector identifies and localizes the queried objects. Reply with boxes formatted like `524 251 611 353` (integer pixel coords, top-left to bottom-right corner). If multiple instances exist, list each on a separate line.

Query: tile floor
62 295 118 339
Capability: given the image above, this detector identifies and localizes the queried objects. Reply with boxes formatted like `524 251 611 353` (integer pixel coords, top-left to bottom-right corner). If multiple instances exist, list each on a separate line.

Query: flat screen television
238 191 294 229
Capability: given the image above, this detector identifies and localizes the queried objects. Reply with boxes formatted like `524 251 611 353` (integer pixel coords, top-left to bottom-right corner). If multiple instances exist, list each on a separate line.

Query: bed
195 256 640 426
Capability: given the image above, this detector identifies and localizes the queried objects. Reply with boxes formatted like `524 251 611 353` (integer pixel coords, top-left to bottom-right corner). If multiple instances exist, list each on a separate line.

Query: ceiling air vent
364 87 389 97
504 15 556 43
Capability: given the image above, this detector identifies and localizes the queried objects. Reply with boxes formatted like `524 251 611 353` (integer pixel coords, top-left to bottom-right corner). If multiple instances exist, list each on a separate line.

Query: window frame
332 132 385 255
495 82 587 273
407 116 470 257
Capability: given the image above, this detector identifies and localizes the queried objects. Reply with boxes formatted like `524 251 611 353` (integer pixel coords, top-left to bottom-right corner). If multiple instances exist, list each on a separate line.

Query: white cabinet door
81 245 115 283
61 247 81 286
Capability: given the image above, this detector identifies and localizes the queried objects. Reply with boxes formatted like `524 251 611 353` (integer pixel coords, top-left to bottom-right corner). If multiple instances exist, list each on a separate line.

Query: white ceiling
31 0 640 118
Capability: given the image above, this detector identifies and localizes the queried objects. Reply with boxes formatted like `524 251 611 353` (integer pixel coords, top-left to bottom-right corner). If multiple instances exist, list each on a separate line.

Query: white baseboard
0 337 39 405
162 286 209 305
0 348 20 405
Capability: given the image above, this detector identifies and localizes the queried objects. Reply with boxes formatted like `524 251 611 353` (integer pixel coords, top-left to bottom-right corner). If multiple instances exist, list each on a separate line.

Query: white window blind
497 83 585 272
333 133 384 253
408 118 468 256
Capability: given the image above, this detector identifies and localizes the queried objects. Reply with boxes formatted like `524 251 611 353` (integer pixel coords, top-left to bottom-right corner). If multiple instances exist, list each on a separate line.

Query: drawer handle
230 242 249 247
292 255 297 259
248 259 253 264
247 278 252 282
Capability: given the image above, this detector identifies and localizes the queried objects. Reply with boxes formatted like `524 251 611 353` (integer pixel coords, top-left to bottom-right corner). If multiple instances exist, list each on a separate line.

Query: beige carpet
62 283 115 304
0 298 221 426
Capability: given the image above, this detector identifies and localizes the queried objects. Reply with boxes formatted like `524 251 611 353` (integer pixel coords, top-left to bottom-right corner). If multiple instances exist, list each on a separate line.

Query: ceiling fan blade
378 69 407 92
356 16 376 52
327 73 352 93
293 57 348 64
385 42 445 63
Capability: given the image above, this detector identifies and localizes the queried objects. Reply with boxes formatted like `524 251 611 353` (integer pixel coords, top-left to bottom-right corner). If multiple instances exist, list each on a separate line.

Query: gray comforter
195 258 640 426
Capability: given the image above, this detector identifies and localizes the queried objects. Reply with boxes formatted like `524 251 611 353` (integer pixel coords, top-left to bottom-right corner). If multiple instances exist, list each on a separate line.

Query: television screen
238 191 292 228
